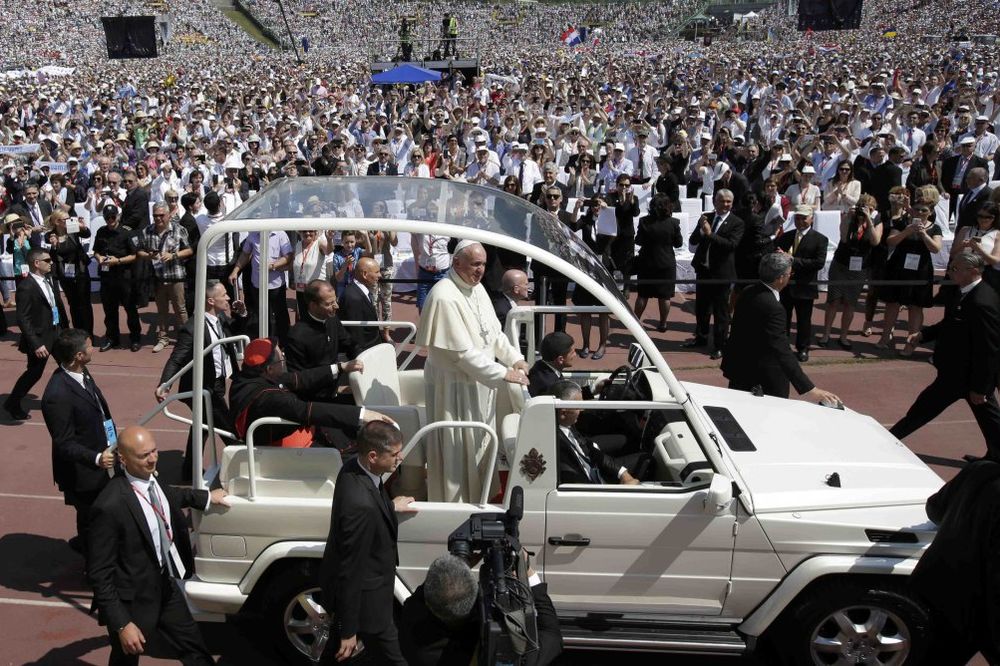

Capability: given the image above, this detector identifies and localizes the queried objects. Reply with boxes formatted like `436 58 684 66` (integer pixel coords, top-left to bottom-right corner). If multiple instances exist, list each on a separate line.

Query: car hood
682 382 944 513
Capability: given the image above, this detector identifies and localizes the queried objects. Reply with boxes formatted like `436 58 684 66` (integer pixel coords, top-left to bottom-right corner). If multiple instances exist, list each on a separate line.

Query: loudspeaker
101 16 158 59
797 0 863 31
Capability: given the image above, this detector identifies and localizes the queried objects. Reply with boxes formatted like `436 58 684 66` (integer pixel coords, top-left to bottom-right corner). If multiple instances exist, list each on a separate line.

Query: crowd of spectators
0 0 1000 367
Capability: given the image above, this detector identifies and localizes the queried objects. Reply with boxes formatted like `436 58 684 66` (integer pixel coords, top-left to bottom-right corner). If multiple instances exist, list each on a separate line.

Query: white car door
543 473 737 615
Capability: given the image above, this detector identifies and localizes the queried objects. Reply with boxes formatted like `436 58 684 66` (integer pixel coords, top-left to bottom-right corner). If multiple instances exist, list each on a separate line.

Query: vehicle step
560 623 747 654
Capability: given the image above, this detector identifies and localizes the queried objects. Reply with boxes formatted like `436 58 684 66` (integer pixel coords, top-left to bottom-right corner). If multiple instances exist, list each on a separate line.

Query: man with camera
400 552 563 666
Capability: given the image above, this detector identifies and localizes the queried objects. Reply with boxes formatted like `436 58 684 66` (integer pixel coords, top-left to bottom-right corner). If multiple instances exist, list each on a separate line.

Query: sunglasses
546 194 562 199
36 258 52 264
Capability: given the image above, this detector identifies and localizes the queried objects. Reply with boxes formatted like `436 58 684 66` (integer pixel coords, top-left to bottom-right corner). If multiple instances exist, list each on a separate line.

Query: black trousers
60 276 93 337
181 378 237 480
890 377 1000 460
65 487 102 563
107 576 213 666
8 350 50 408
781 294 815 352
100 277 141 345
245 284 291 346
534 275 568 345
694 282 732 351
330 624 406 666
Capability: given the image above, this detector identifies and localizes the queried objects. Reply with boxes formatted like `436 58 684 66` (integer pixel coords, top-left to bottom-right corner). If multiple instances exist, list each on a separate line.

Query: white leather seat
348 343 426 440
652 422 713 485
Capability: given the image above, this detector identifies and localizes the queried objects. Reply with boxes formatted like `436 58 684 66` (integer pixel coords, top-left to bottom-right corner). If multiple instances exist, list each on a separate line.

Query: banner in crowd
0 65 75 80
0 144 41 155
36 161 68 173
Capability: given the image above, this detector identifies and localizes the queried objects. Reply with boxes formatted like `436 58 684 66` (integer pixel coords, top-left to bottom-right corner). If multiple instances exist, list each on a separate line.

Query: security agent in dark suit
722 253 841 403
5 247 67 420
527 332 602 399
320 421 416 664
552 380 641 485
119 170 151 231
41 329 115 557
93 205 143 352
493 269 530 356
942 137 990 221
156 281 248 480
685 188 745 359
339 257 383 353
774 204 829 362
88 426 229 666
891 253 1000 460
400 553 563 666
868 145 903 214
955 166 993 233
8 181 53 245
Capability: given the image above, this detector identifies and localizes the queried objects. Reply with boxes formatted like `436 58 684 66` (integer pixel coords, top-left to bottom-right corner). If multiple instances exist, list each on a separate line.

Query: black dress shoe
4 401 29 420
683 338 707 348
709 350 723 360
130 343 141 352
796 350 809 362
100 340 117 352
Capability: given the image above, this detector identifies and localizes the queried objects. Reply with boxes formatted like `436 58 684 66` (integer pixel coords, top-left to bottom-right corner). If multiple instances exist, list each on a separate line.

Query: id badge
849 256 863 272
104 418 117 446
51 305 60 325
63 264 76 279
903 253 920 271
100 263 110 273
19 265 28 277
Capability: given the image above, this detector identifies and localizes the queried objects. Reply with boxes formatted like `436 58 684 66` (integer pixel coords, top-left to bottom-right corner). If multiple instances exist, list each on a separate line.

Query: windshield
230 176 625 307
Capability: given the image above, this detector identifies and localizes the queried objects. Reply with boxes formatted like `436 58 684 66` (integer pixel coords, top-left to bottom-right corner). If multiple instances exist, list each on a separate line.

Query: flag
560 27 582 47
882 28 898 38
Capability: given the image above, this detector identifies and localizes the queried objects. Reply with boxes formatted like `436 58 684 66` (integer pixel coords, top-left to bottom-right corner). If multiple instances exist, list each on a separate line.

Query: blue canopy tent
371 63 443 84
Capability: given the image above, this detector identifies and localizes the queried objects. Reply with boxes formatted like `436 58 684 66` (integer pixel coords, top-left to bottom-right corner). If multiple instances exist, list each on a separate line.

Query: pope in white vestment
416 242 529 502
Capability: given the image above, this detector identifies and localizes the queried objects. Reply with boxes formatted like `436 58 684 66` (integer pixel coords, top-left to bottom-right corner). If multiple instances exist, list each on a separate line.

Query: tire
260 559 333 665
769 578 931 666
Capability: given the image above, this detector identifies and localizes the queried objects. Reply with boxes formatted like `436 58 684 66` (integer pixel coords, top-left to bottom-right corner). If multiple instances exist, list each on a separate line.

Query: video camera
447 486 540 665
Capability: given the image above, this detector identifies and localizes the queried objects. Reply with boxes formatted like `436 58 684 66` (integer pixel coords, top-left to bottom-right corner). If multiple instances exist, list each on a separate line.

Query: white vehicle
150 178 943 665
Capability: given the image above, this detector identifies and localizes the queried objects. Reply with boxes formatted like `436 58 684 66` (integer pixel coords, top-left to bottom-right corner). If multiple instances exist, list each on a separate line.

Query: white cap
713 162 731 179
613 142 625 152
802 165 816 174
960 135 977 145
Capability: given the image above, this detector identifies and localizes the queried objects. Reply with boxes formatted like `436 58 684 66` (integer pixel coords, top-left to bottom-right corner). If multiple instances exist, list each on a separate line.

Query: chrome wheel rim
810 605 910 665
283 586 330 663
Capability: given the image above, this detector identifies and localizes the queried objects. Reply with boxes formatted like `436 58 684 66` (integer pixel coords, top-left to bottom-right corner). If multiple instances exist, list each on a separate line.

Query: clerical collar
449 268 477 293
308 312 328 325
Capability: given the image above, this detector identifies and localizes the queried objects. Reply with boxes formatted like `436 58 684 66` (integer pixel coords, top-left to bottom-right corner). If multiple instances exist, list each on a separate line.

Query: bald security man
339 256 383 353
88 426 229 665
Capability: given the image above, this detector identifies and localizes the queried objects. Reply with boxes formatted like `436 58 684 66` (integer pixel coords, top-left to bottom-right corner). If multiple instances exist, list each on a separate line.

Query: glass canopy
230 176 625 307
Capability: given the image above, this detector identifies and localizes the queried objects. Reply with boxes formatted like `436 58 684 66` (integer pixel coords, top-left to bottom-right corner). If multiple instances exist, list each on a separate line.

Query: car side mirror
704 474 733 514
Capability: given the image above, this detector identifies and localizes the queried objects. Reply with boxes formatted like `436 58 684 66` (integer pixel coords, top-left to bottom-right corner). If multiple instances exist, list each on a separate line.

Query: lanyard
130 482 173 543
298 238 316 276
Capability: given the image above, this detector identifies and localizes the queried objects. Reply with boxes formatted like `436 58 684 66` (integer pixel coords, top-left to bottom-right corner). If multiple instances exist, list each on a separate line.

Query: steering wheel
599 364 649 402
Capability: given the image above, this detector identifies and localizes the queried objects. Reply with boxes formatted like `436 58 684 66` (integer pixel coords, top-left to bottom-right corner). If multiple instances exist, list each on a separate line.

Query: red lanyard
131 483 173 543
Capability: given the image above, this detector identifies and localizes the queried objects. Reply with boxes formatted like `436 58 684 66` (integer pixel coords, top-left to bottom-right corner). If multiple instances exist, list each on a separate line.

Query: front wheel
261 560 333 665
769 579 931 666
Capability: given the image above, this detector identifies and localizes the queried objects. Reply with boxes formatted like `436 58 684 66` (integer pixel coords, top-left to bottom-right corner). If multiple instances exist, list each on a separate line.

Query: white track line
0 597 89 609
0 492 64 501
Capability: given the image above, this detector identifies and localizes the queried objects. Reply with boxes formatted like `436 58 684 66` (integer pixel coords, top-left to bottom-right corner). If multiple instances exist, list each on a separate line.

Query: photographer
400 553 562 666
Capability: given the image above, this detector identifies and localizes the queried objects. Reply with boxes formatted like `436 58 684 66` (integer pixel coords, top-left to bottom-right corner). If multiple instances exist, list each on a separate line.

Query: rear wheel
261 560 333 665
769 579 931 666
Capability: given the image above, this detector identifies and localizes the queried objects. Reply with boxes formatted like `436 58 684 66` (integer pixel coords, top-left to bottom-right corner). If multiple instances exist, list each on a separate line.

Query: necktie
30 205 40 226
83 373 101 407
518 161 525 191
567 430 601 483
712 215 722 233
638 152 645 180
377 479 393 515
147 482 175 575
793 232 802 255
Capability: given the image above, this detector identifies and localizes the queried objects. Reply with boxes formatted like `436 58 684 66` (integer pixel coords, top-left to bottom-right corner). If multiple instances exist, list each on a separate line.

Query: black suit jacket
556 426 620 484
775 228 829 300
941 154 990 194
120 187 151 230
366 161 399 176
869 161 903 212
88 475 208 633
529 180 568 208
911 460 1000 662
716 172 751 219
956 185 994 233
158 314 246 393
492 292 514 330
923 281 1000 395
339 282 381 352
400 583 563 666
689 212 745 279
321 458 398 636
15 274 66 354
721 283 814 398
10 199 53 239
284 315 357 372
42 367 113 497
